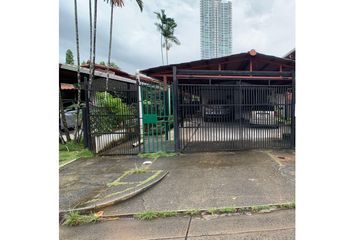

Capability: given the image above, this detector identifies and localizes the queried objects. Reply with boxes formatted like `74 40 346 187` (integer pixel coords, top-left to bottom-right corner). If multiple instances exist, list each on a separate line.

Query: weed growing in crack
63 212 100 226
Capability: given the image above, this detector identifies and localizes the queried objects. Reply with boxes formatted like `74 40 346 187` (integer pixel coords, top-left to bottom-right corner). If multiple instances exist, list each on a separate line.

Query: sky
59 0 295 73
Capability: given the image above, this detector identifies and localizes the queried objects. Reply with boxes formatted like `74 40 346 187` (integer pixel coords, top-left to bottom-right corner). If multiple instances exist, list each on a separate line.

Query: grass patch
138 151 176 159
134 211 177 220
208 207 235 215
59 141 94 167
279 202 295 209
63 212 100 226
185 209 201 216
134 202 295 220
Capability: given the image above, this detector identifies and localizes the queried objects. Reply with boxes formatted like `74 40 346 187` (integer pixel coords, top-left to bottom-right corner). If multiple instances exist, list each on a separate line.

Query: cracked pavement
60 209 295 240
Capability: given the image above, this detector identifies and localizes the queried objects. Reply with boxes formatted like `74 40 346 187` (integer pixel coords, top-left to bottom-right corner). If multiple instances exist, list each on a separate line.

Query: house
78 49 296 154
140 49 295 152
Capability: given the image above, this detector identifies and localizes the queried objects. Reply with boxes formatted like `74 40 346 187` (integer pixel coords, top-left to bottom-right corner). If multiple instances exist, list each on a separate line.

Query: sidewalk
60 209 295 240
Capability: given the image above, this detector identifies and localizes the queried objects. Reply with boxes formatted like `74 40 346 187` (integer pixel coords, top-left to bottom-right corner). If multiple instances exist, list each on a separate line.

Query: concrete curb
59 171 169 219
100 202 295 220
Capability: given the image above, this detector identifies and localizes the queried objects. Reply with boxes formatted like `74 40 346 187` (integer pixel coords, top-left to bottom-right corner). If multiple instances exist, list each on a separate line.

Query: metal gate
173 69 295 152
140 84 175 153
84 77 175 155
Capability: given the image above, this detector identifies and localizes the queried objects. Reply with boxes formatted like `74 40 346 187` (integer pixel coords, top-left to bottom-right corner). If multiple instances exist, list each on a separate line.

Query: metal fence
176 83 294 152
85 79 140 155
82 69 295 155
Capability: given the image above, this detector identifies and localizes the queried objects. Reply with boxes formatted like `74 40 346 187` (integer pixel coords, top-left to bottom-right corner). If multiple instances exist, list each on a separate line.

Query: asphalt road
60 209 295 240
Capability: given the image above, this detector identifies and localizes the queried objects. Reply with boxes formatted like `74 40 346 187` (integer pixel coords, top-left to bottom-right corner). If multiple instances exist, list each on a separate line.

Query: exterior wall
200 0 232 59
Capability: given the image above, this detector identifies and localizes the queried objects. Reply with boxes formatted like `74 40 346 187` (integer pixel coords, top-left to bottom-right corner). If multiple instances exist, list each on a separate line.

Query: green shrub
91 92 136 133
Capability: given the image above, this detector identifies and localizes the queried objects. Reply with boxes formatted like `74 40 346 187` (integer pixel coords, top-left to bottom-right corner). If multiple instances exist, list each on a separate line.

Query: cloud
59 0 294 73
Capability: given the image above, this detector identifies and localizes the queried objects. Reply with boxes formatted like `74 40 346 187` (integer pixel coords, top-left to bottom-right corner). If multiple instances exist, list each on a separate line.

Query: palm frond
169 35 180 45
104 0 124 7
104 0 143 11
135 0 143 12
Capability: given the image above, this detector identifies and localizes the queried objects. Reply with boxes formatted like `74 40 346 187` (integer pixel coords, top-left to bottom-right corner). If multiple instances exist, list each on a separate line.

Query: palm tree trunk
89 0 98 91
59 87 71 142
73 0 81 143
89 0 93 67
160 34 164 65
105 1 114 97
165 38 169 65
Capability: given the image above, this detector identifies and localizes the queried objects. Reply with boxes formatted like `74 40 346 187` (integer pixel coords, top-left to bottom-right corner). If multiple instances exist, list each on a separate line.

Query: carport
141 49 295 152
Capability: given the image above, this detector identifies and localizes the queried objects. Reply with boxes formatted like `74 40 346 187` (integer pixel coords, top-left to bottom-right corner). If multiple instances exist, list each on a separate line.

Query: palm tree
154 10 167 65
89 0 93 69
104 0 143 94
163 18 180 65
154 10 180 65
73 0 81 142
88 0 98 92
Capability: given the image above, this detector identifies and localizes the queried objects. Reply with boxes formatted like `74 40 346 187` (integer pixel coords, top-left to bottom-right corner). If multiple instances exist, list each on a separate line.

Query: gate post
173 66 180 152
136 71 143 153
291 71 296 148
83 77 92 150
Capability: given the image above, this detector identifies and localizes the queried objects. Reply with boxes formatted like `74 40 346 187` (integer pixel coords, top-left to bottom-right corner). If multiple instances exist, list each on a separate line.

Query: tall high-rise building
200 0 232 59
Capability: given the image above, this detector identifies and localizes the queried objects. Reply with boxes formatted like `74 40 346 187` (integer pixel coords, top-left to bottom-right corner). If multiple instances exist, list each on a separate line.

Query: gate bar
173 66 180 152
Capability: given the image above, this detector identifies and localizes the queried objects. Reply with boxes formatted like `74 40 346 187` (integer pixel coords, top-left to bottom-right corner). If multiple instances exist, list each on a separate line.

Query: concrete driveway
103 149 295 215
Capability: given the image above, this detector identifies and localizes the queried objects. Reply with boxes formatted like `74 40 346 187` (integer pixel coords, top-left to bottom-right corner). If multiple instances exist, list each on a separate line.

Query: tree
65 49 74 64
154 10 167 65
109 62 119 68
154 9 180 65
99 61 106 65
73 0 81 143
104 0 143 94
88 0 98 92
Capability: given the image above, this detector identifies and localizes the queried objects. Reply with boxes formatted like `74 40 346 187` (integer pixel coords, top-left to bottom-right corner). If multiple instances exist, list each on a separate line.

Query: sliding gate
174 69 295 152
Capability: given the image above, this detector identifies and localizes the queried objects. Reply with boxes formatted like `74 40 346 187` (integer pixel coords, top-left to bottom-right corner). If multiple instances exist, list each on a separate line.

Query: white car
60 104 82 129
249 105 277 127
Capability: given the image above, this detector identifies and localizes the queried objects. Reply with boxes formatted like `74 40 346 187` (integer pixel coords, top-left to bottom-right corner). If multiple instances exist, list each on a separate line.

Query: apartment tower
200 0 232 59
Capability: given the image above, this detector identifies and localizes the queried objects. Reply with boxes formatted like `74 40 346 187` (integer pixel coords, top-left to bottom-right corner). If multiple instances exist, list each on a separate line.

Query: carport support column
291 71 296 148
173 66 180 152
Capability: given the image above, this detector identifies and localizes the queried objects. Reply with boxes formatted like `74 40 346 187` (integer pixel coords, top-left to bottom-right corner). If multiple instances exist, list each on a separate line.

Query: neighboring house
59 63 158 106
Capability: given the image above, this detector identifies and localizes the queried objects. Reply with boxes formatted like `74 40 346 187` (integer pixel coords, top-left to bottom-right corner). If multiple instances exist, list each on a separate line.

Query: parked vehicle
203 100 232 122
249 105 278 127
60 104 83 129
